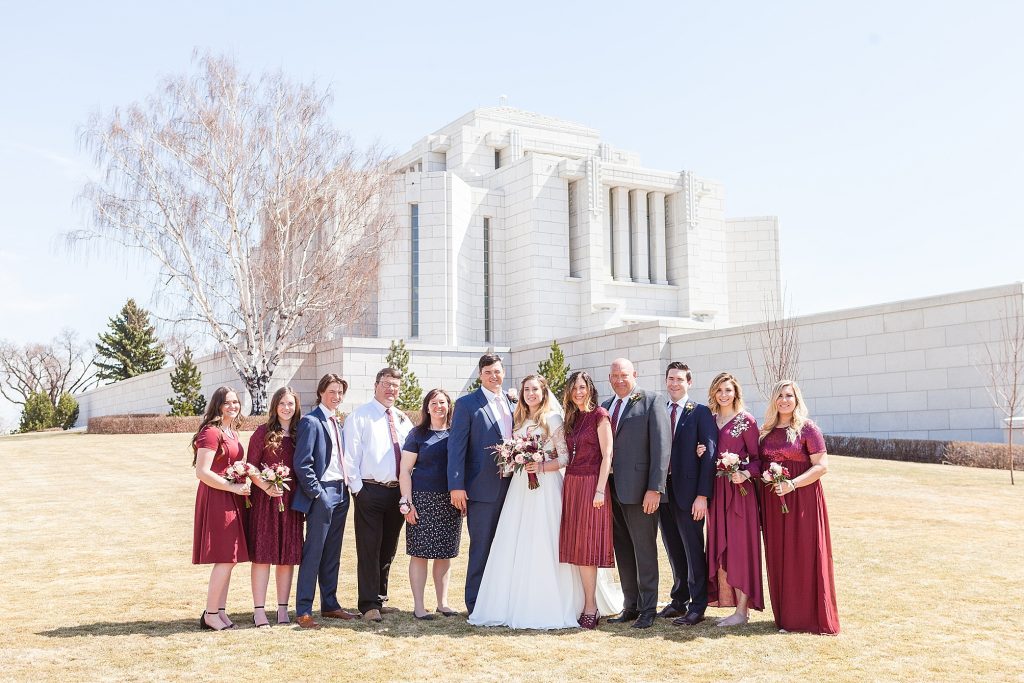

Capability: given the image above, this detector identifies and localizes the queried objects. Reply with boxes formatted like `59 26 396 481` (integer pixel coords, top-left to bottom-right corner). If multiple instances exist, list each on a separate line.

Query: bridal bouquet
223 461 257 508
715 451 750 496
761 462 792 514
257 464 292 512
491 430 553 490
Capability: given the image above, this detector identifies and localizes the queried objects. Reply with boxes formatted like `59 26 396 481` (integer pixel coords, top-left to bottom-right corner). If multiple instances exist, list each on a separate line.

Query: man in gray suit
602 358 672 629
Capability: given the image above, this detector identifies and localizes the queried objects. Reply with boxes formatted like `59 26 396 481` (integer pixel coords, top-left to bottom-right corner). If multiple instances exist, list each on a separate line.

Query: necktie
496 396 512 439
386 408 402 479
329 415 348 481
670 402 679 435
611 398 622 432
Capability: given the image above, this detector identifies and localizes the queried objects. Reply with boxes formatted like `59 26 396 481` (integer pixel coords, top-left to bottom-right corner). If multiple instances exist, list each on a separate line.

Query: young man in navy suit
292 374 358 629
447 353 514 615
663 361 718 626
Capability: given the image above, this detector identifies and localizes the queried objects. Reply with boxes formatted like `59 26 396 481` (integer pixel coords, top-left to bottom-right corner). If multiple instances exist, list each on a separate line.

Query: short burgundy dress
760 420 840 634
192 426 250 564
706 412 764 611
559 407 614 568
246 424 304 565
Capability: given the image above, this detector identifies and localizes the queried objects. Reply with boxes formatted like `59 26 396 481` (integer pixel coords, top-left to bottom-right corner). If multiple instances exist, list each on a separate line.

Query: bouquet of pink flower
223 461 257 508
258 464 292 512
761 461 792 514
715 451 750 496
490 430 553 490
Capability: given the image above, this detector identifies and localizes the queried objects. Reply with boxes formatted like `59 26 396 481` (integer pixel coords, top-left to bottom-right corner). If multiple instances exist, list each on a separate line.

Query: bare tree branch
745 290 801 400
0 330 98 407
976 293 1024 485
67 53 395 413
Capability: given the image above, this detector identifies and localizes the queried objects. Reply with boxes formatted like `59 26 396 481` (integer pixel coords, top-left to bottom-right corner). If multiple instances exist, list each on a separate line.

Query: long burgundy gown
706 411 764 611
246 425 304 565
192 426 250 564
760 420 840 634
559 407 614 567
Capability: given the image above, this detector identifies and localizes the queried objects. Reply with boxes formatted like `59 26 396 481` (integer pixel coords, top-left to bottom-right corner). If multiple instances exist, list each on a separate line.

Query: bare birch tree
745 292 801 400
977 294 1024 485
69 53 394 413
0 329 98 407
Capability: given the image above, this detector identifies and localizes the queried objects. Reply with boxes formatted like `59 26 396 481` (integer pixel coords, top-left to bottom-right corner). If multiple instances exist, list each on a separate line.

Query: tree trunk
239 368 271 416
1009 425 1016 486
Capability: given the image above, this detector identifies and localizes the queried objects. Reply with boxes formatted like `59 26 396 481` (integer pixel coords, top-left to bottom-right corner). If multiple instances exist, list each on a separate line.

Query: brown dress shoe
322 609 358 620
379 606 399 615
362 609 383 622
295 614 321 630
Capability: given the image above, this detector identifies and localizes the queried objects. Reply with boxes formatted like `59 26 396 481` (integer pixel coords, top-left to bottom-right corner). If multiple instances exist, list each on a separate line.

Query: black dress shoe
608 610 640 624
631 613 656 629
657 604 685 619
672 611 705 626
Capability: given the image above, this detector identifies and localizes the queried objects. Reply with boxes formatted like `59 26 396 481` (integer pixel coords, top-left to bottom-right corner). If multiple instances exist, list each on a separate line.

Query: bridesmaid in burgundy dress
246 387 304 628
705 372 764 627
759 379 840 635
559 371 614 630
192 386 250 631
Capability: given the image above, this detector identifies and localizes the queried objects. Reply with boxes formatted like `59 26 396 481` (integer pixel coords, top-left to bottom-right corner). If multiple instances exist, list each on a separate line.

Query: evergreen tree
386 339 424 412
167 347 207 416
19 391 56 432
537 339 571 400
55 393 79 430
95 299 166 382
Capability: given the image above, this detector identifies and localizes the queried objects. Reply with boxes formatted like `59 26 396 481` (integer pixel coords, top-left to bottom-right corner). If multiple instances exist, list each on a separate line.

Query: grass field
1 431 1022 682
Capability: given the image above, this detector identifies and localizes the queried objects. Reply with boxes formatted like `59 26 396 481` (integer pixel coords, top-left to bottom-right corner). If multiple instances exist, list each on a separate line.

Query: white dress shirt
481 385 514 440
667 394 689 433
343 398 412 495
316 403 347 482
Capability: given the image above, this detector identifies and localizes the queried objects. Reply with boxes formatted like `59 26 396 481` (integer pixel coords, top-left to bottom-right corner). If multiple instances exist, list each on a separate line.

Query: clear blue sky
1 0 1022 426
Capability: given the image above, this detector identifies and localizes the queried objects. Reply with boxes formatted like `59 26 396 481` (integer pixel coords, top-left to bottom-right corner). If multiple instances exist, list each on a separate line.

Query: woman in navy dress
192 386 250 631
398 388 462 620
246 387 304 627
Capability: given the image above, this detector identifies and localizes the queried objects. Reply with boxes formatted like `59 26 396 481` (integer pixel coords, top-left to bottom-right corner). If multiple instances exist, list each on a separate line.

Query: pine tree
537 339 571 400
19 391 56 432
95 298 166 382
167 347 207 416
55 393 79 430
385 339 424 412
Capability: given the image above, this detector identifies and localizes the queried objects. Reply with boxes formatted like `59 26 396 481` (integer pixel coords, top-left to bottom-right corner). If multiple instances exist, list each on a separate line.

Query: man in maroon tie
601 358 672 629
344 367 412 622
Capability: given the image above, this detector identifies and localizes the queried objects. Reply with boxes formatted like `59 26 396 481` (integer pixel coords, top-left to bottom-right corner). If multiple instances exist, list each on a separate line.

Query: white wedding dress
469 414 584 629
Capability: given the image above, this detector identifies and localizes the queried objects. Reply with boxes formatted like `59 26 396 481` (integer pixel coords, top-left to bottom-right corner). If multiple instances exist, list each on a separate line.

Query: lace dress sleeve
548 414 570 468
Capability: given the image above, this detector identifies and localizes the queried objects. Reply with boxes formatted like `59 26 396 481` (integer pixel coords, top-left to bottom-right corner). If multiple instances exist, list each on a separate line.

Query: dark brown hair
562 371 599 434
375 367 403 384
191 386 241 466
415 388 453 436
264 386 302 452
665 361 692 382
477 353 503 372
317 374 348 401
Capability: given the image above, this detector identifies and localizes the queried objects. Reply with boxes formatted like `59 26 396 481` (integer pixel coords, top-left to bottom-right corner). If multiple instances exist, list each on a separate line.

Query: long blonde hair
513 374 555 438
707 372 745 416
759 379 808 443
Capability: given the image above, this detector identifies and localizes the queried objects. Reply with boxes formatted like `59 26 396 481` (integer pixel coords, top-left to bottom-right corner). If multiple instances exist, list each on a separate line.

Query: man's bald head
609 358 637 398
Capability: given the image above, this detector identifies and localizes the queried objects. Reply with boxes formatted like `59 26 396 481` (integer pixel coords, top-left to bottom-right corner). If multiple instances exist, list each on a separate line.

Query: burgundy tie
329 416 348 481
611 399 623 432
386 408 402 479
670 403 679 435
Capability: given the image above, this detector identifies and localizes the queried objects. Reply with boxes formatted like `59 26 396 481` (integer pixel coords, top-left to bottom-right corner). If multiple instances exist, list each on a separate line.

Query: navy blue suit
664 401 717 615
292 405 350 617
447 388 512 613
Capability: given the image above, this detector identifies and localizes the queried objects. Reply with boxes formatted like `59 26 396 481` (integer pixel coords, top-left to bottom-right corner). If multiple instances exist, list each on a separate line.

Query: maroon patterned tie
670 403 679 435
386 408 402 479
611 398 623 432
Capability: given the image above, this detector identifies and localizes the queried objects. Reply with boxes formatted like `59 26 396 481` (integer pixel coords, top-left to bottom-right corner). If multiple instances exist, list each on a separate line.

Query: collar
668 395 689 408
481 386 504 402
371 398 395 416
317 403 337 419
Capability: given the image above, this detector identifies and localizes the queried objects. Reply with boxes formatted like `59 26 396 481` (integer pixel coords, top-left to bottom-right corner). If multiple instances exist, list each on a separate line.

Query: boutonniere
628 391 644 405
396 411 408 424
506 389 519 405
685 401 695 412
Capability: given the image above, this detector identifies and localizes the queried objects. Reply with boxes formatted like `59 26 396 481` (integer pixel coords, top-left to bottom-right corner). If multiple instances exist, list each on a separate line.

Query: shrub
824 434 1024 471
19 391 56 433
55 393 79 430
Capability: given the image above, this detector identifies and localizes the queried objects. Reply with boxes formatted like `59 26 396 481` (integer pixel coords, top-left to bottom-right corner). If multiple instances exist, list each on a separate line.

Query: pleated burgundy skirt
559 473 614 568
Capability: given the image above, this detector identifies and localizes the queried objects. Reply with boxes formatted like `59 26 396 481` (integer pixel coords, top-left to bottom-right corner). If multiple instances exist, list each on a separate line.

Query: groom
448 353 514 615
603 358 672 629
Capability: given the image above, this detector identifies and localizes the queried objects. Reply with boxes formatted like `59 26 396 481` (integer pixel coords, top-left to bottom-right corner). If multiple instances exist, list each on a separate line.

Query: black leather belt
362 479 399 488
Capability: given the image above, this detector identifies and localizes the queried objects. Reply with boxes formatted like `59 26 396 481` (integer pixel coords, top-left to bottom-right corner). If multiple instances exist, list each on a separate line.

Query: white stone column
629 189 650 284
612 186 630 281
648 191 667 284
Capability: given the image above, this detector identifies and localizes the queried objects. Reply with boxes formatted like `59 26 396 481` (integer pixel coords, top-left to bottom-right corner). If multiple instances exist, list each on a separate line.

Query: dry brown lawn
1 431 1022 682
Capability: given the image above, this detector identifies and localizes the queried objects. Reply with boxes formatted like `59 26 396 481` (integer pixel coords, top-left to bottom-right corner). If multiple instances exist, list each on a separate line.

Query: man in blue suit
291 374 357 629
448 353 514 615
663 361 718 626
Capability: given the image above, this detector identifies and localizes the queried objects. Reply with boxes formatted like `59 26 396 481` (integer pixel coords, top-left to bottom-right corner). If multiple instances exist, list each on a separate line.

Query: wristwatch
399 497 411 515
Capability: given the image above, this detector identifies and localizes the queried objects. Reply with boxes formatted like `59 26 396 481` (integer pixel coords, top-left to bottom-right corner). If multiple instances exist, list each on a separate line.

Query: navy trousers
295 481 349 616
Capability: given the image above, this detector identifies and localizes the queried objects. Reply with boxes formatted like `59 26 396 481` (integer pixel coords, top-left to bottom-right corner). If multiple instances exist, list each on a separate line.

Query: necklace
432 427 449 439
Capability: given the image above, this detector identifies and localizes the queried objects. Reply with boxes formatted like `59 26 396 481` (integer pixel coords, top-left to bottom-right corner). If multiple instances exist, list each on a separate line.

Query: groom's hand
691 495 707 521
641 490 661 514
450 489 468 514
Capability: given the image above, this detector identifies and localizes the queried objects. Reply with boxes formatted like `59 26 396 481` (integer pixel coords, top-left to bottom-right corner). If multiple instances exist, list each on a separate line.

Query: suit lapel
476 388 503 439
614 394 639 435
312 406 333 460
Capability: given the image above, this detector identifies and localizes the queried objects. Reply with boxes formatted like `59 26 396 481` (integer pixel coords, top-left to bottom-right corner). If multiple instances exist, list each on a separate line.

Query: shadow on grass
39 617 215 638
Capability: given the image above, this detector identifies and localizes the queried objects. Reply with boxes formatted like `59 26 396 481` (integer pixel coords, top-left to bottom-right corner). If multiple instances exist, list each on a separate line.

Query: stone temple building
375 107 781 347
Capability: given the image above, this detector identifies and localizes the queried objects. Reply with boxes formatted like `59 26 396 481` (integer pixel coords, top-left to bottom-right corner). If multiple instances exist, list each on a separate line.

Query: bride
469 374 583 629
